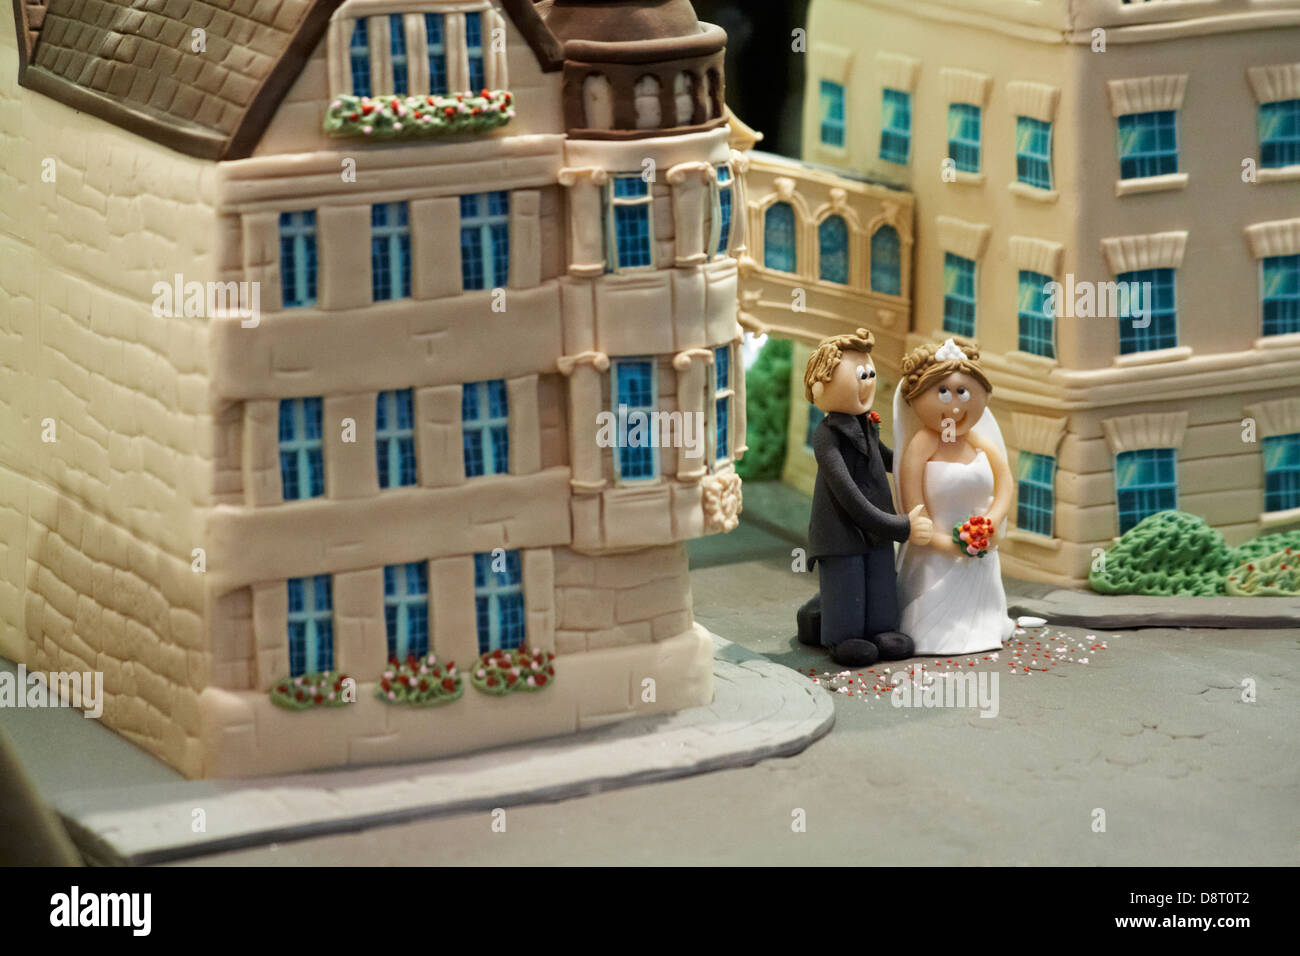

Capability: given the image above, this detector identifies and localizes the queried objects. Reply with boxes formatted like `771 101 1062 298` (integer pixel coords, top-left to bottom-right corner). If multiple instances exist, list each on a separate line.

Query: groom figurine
798 329 932 667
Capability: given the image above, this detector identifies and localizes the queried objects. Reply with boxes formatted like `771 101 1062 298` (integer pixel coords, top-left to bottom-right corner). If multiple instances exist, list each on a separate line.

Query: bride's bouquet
953 515 994 558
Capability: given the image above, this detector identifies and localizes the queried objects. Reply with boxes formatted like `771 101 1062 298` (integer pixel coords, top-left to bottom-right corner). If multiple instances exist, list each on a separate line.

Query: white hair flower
934 338 965 362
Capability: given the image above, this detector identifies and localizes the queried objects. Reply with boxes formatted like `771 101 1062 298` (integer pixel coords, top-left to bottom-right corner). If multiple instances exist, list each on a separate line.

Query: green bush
1089 511 1233 596
1229 528 1300 565
1089 511 1300 597
735 337 792 482
1225 546 1300 596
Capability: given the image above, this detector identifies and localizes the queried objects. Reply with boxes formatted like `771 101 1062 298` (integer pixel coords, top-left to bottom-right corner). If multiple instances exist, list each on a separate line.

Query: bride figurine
892 339 1015 655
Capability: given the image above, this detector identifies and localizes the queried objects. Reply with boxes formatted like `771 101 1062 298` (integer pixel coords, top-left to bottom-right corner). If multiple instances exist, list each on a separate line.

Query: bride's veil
891 358 1008 569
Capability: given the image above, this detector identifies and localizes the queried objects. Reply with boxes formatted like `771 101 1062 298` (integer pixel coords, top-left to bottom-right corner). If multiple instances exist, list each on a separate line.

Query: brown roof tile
14 0 566 159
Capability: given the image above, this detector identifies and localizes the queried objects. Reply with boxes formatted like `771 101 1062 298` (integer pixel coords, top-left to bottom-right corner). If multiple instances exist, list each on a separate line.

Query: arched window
764 202 797 273
674 72 696 126
583 73 613 130
707 68 723 118
634 75 662 129
870 225 902 295
818 215 849 283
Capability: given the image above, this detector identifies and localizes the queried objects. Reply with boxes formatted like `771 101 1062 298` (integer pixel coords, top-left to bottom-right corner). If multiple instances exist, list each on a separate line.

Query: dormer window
425 13 447 94
389 13 409 95
349 18 371 97
465 10 486 91
333 7 505 99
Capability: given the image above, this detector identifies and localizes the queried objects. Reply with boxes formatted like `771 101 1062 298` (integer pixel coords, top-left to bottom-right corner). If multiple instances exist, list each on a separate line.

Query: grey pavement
168 519 1299 865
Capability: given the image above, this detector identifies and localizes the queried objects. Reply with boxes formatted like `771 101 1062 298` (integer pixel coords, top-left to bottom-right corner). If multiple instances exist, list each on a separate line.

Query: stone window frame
1246 63 1300 184
1102 411 1188 538
1105 74 1190 196
1244 218 1300 346
1243 396 1300 527
1007 236 1065 369
876 52 920 167
609 356 662 485
1007 412 1068 549
810 189 866 291
940 67 992 185
327 1 507 100
1006 82 1061 203
935 215 991 342
809 42 855 161
1099 230 1191 367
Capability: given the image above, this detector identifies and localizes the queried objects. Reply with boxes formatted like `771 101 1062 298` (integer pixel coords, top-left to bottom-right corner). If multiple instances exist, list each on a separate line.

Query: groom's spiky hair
804 328 875 402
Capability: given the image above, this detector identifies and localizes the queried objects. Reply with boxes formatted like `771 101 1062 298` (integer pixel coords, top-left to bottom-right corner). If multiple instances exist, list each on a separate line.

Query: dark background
695 0 810 157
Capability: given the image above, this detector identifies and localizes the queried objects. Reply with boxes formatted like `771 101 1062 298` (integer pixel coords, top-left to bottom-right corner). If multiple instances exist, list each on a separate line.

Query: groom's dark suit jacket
809 411 911 559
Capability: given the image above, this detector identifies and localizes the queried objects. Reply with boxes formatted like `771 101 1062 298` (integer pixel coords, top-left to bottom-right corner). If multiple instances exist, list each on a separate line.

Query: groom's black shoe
796 594 822 646
829 638 880 668
870 631 915 661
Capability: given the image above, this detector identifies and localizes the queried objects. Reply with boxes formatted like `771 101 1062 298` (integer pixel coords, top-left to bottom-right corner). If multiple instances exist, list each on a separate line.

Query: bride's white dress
897 449 1015 656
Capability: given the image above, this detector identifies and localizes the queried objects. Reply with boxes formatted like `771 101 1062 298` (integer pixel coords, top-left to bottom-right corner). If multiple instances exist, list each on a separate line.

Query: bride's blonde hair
900 340 992 401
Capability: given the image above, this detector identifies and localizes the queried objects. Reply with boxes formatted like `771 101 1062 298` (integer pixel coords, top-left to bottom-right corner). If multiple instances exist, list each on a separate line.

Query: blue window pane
460 192 510 289
1117 110 1178 180
943 253 977 338
1262 254 1300 336
614 360 657 480
465 11 485 90
613 177 649 198
384 561 429 661
279 211 317 308
1016 451 1056 537
1017 270 1056 358
473 550 525 653
350 19 370 98
1263 433 1300 513
1115 448 1178 535
287 575 333 677
818 215 849 284
371 202 412 301
376 389 417 488
425 13 446 94
1260 100 1300 169
819 80 845 147
947 103 981 173
1116 268 1177 354
870 225 901 295
389 13 408 95
716 165 732 255
614 205 652 268
279 398 325 500
1016 116 1052 190
764 202 796 273
715 346 730 390
880 88 911 164
463 380 510 477
714 346 731 462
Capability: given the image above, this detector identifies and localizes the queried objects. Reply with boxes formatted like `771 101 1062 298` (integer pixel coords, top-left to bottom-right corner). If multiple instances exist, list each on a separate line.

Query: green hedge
1089 510 1300 596
735 337 792 482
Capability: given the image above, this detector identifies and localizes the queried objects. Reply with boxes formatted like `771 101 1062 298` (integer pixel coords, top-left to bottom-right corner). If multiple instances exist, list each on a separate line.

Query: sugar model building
1 0 745 777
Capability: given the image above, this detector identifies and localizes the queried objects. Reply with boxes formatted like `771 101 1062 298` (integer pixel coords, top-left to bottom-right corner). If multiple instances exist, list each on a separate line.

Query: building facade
793 0 1300 585
1 0 742 777
737 150 914 494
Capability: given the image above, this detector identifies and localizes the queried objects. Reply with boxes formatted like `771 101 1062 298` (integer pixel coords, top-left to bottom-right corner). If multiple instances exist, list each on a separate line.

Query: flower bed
271 671 354 711
377 652 463 706
1225 548 1300 596
471 647 556 697
324 90 514 140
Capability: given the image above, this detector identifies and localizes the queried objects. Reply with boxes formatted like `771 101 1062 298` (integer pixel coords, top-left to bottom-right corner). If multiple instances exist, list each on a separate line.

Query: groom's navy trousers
817 547 901 645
